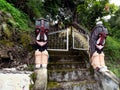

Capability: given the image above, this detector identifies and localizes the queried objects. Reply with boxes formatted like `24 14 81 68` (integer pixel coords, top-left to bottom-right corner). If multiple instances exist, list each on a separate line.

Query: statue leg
99 52 108 72
34 50 48 90
99 52 105 67
41 50 49 68
35 49 42 69
91 51 100 70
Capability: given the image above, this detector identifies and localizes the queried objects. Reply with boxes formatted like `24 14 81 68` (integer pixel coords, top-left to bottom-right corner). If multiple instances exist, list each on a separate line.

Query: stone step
47 79 102 90
49 54 82 57
49 60 85 63
48 69 91 82
48 51 81 56
48 62 86 69
49 55 85 62
48 50 89 59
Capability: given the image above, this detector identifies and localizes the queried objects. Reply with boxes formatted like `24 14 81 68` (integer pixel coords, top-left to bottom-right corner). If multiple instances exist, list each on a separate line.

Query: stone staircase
47 50 101 90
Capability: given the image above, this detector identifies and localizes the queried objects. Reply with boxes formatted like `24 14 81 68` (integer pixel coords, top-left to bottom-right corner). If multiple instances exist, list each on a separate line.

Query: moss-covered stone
47 81 60 89
47 80 97 90
20 33 31 48
7 19 17 27
0 40 14 47
2 23 12 38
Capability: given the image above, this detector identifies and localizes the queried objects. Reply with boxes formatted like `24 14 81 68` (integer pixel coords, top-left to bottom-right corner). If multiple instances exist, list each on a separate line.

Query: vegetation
6 0 46 20
109 7 120 39
105 36 120 77
107 60 120 78
105 7 120 78
0 0 31 30
29 72 37 90
105 37 120 60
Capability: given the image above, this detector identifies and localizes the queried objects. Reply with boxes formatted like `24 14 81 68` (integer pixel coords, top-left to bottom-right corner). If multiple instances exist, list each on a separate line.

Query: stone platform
0 69 33 90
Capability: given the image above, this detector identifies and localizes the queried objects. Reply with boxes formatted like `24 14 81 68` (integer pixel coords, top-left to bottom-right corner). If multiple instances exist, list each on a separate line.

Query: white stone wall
0 69 33 90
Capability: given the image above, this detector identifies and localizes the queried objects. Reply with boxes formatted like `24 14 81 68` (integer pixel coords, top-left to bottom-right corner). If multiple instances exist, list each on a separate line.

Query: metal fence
72 29 89 50
48 27 89 51
48 28 69 51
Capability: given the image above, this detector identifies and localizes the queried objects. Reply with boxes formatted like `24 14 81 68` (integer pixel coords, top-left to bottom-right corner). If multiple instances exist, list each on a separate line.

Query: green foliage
111 67 120 78
0 0 30 30
105 36 120 60
26 0 45 19
108 3 119 14
109 7 120 39
107 6 120 78
107 60 120 78
6 0 46 20
77 0 113 29
44 0 62 18
105 36 120 78
43 0 85 23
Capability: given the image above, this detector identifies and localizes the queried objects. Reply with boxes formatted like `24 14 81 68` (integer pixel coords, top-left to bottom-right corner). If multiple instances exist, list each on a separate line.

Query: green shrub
105 36 120 60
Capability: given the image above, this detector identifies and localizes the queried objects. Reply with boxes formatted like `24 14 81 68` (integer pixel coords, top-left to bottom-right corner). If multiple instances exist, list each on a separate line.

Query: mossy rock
0 40 14 47
20 33 31 48
47 80 96 89
2 23 12 38
47 81 60 89
7 19 17 27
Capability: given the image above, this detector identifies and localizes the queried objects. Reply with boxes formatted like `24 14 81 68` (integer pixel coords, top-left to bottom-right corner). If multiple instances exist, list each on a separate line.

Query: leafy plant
105 36 120 60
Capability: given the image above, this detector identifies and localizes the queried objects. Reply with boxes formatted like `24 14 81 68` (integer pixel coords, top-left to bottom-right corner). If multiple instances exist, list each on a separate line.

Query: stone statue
33 18 49 90
89 20 108 72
